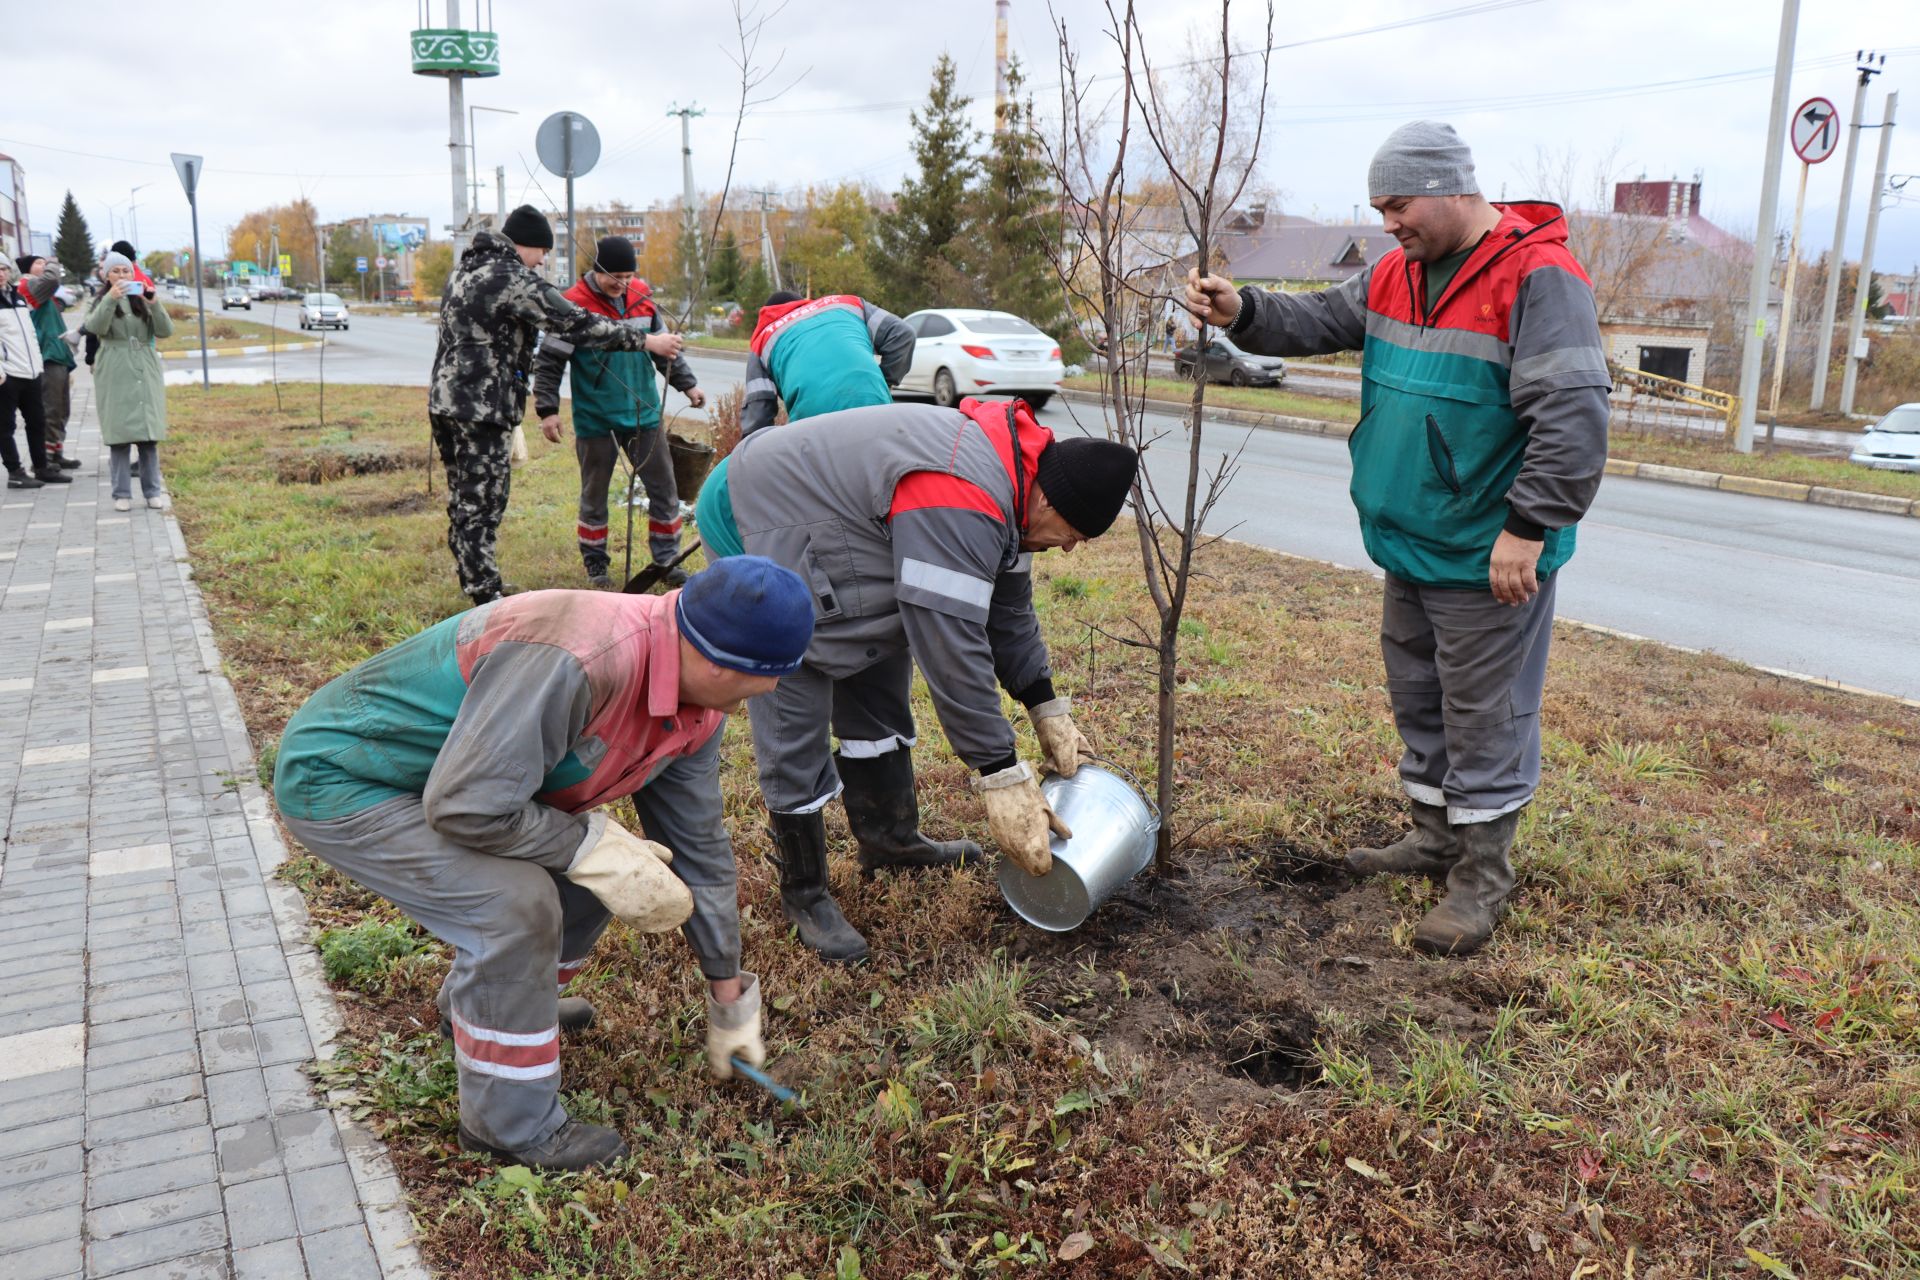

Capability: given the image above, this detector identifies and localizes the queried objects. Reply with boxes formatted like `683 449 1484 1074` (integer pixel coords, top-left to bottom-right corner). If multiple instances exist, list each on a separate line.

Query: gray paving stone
287 1162 362 1236
84 1180 223 1240
296 1225 381 1280
89 990 193 1027
197 1026 258 1075
85 1099 210 1147
87 1029 198 1072
100 1249 231 1280
223 1173 296 1249
87 1010 192 1049
87 1049 203 1094
86 1073 204 1120
0 1114 83 1160
0 1143 81 1189
184 952 240 990
249 1018 311 1068
229 947 287 986
213 1120 281 1185
232 1236 303 1280
0 1236 82 1280
271 1109 343 1174
260 1063 316 1118
88 1125 215 1177
204 1069 269 1128
1 1200 80 1250
84 1211 226 1276
0 1170 83 1223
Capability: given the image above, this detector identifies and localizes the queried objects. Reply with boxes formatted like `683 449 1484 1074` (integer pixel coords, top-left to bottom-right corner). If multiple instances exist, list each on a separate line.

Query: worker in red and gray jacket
738 291 916 436
713 398 1140 961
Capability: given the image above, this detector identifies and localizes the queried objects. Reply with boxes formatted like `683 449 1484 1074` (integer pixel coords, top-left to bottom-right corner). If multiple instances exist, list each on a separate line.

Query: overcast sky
11 0 1918 280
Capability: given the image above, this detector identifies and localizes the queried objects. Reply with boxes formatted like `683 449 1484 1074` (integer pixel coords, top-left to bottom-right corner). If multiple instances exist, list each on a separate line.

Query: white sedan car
299 292 350 331
1848 403 1920 472
895 309 1064 409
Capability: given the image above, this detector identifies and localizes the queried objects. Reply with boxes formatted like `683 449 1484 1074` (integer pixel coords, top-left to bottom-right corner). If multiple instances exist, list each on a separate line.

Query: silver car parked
1848 403 1920 473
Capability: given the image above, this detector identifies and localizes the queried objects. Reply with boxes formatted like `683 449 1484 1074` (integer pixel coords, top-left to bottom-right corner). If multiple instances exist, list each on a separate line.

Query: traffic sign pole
171 153 210 391
1765 158 1811 443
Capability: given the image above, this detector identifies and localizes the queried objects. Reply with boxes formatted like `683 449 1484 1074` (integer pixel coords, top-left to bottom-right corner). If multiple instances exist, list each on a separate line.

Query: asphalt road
155 298 1920 700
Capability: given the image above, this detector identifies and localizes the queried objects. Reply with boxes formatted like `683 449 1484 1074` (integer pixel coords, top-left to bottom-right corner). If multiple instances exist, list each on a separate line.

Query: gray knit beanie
1368 120 1479 199
102 251 133 270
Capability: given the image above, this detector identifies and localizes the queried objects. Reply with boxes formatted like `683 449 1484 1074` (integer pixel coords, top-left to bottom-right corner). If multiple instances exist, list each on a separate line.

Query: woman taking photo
84 251 172 510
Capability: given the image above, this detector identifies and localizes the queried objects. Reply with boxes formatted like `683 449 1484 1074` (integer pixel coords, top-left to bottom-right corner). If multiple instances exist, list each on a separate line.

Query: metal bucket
668 433 716 499
997 761 1160 932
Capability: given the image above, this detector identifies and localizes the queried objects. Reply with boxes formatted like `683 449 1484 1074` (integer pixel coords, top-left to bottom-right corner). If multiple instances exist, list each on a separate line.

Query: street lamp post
128 183 153 252
468 104 519 216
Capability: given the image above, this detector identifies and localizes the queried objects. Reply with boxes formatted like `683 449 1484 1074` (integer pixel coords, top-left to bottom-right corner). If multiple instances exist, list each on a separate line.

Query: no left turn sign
1792 97 1840 163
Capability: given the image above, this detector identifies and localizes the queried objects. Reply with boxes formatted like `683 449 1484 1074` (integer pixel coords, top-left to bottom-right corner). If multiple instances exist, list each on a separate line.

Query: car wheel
1229 367 1250 387
1024 392 1053 410
1174 362 1192 379
933 368 958 408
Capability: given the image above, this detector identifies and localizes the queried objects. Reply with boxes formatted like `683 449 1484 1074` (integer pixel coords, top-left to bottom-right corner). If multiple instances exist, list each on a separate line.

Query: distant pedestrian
84 251 173 510
532 236 704 589
1185 120 1610 957
0 259 70 490
1162 316 1177 352
428 206 660 605
17 255 81 471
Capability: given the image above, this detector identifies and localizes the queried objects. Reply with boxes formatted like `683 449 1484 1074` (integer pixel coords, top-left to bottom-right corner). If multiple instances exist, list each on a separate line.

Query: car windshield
962 315 1043 335
1874 406 1920 434
307 293 344 307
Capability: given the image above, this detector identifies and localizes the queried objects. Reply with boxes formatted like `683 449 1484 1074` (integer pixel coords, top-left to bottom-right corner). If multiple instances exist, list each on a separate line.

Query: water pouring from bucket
997 758 1160 932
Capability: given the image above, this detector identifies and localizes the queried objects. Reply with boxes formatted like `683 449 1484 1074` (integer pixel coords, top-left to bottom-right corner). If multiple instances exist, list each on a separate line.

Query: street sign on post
355 257 368 273
278 253 292 278
1791 96 1840 163
536 111 600 286
170 152 210 390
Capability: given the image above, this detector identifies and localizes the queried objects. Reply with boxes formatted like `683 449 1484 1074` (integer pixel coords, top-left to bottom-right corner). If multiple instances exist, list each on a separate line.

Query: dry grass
166 381 1920 1277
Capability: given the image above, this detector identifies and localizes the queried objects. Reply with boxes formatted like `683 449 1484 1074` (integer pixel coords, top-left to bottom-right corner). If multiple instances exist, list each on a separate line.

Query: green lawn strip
1062 373 1361 423
687 334 751 352
1606 431 1920 502
156 306 298 352
167 382 1920 1274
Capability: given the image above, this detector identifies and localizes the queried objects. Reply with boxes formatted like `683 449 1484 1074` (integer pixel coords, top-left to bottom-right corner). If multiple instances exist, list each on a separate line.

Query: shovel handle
729 1056 798 1105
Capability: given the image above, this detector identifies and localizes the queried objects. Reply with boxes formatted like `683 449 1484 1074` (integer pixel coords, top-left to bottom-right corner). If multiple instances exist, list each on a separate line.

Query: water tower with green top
411 1 499 258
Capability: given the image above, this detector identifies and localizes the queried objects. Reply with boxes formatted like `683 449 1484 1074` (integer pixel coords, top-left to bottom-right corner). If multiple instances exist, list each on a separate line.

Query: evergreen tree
54 191 95 280
868 54 979 313
740 254 773 312
710 227 743 302
966 61 1067 334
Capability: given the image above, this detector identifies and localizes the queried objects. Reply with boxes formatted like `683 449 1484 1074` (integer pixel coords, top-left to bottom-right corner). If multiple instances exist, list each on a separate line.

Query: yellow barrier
1609 362 1739 435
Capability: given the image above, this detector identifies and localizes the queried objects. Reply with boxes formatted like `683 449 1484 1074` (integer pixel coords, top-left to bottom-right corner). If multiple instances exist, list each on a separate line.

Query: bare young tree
1042 0 1272 866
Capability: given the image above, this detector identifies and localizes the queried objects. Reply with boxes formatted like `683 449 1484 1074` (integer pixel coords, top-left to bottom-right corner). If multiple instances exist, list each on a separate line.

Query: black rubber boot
6 471 43 489
767 810 869 963
835 749 980 877
649 537 689 587
31 468 71 484
1345 800 1456 881
1413 809 1521 957
458 1116 627 1171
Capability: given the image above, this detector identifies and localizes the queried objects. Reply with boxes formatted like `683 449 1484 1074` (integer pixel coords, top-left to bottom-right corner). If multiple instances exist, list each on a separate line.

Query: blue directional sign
355 256 369 273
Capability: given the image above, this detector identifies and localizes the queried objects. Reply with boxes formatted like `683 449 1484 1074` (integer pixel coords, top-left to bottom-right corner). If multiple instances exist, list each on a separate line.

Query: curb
1602 457 1919 518
160 517 432 1279
161 340 327 361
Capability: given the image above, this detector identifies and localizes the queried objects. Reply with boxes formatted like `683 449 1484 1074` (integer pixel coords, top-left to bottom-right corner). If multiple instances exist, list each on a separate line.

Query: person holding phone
83 251 173 510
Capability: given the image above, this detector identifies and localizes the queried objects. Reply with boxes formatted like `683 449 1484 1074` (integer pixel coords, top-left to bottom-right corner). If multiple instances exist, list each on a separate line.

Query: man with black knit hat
1185 120 1611 958
429 207 660 604
275 556 815 1171
711 397 1139 962
16 256 80 471
532 235 704 588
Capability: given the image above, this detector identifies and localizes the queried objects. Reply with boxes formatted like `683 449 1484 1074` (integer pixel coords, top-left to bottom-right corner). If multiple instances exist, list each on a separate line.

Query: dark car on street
1173 337 1285 387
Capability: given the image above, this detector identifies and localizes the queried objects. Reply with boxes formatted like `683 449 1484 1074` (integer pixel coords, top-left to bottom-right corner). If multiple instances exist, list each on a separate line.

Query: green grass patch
1607 429 1920 502
157 306 288 352
1063 372 1360 422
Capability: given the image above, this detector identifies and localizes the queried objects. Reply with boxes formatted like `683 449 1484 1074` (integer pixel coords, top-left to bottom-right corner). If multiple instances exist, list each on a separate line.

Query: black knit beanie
111 240 138 260
15 254 41 275
1034 436 1139 537
502 205 553 249
593 235 637 273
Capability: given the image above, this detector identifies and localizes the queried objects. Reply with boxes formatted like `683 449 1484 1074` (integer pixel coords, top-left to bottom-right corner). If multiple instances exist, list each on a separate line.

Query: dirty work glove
971 762 1071 878
1028 697 1092 778
563 812 692 933
707 971 764 1080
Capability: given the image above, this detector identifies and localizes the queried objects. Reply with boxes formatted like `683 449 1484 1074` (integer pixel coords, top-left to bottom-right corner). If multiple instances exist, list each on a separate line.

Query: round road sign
1791 97 1840 164
536 111 600 179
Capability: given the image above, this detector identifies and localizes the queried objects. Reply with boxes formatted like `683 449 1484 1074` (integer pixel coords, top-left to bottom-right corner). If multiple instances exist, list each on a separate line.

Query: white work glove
707 971 765 1080
1028 697 1092 778
562 813 691 933
971 762 1071 878
508 422 530 466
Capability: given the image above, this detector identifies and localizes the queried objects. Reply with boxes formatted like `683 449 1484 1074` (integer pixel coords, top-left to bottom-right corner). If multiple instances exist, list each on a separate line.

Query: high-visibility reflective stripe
899 558 992 610
745 378 778 397
450 1012 559 1078
837 734 916 759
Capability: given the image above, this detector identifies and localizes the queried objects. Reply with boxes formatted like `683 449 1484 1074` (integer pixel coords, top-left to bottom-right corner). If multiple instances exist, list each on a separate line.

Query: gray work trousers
575 428 680 576
281 729 742 1152
42 362 71 448
747 650 917 813
1379 572 1557 825
109 442 163 500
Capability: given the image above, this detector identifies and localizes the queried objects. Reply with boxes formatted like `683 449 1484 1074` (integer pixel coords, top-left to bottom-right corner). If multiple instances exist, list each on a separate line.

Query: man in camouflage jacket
428 206 655 604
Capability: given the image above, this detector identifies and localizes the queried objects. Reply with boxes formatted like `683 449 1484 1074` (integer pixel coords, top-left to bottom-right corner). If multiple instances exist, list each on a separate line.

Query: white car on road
299 292 350 331
895 308 1063 409
1848 403 1920 472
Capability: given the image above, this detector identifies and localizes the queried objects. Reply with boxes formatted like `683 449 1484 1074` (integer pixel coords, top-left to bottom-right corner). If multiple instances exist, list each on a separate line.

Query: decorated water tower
410 1 500 258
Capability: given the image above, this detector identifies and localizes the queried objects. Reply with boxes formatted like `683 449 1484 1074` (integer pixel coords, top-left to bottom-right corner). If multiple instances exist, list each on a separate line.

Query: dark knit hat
592 235 636 274
501 205 554 249
1034 437 1139 537
111 240 138 260
675 555 814 677
15 254 42 275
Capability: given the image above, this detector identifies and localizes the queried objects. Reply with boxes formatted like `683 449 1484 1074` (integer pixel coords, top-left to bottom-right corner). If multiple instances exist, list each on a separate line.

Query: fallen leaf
1744 1246 1796 1279
1344 1156 1389 1183
1813 1007 1842 1030
1686 1163 1713 1185
1760 1009 1793 1034
771 994 795 1012
1574 1148 1604 1184
1527 1230 1547 1253
1778 965 1817 985
1058 1232 1094 1261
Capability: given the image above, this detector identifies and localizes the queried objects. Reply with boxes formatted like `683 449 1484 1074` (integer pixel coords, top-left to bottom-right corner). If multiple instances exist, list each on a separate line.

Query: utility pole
1810 52 1885 410
994 0 1011 130
1733 0 1800 454
667 103 705 309
446 1 471 257
1840 90 1898 415
496 165 506 217
747 187 782 291
128 183 151 251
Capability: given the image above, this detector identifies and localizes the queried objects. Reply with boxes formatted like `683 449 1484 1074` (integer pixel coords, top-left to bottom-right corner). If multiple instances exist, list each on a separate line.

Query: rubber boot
6 471 43 490
767 810 869 963
1345 800 1455 881
1412 809 1521 957
31 467 71 484
55 447 82 471
458 1116 627 1171
835 749 980 877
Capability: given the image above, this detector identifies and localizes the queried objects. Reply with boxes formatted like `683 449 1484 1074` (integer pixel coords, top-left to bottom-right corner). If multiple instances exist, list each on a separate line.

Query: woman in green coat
84 252 172 511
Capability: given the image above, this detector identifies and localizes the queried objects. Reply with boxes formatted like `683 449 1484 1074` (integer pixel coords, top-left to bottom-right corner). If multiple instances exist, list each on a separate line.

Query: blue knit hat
675 555 813 676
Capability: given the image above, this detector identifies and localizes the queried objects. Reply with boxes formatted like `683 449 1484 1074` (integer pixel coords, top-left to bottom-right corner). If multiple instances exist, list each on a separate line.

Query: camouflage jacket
428 230 651 429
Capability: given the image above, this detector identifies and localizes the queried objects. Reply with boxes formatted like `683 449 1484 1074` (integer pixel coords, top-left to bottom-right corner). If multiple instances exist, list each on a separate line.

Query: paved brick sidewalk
0 371 429 1279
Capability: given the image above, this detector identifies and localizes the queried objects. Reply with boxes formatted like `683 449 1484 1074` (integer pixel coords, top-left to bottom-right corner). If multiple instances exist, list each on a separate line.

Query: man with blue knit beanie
275 557 811 1173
